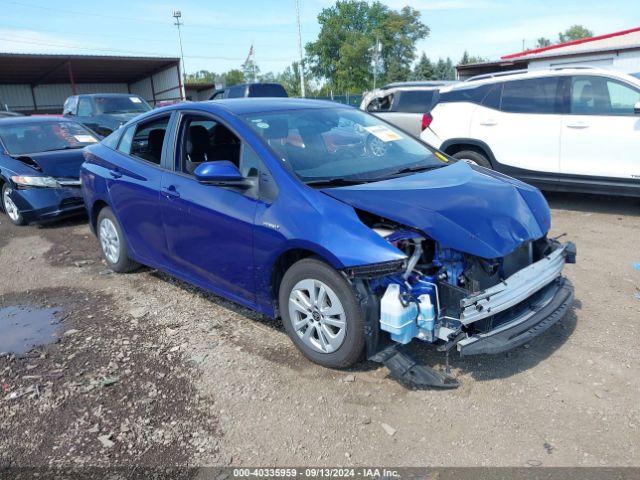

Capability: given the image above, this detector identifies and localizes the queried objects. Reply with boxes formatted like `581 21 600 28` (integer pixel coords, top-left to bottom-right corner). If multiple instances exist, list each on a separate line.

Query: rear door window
501 77 561 114
394 90 435 113
120 116 171 166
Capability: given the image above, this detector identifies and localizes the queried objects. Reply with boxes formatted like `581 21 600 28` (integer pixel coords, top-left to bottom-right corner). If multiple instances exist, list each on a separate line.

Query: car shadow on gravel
544 191 640 216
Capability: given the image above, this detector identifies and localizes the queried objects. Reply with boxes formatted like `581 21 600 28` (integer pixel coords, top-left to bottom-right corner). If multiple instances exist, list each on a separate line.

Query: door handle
162 185 180 199
566 122 589 129
109 169 122 179
479 119 497 126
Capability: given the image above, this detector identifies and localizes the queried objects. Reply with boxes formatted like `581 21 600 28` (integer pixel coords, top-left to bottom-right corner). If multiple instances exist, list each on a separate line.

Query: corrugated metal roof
0 52 180 85
502 26 640 60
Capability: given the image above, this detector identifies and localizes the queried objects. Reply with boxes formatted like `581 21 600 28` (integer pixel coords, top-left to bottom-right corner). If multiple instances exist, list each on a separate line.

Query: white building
457 26 640 80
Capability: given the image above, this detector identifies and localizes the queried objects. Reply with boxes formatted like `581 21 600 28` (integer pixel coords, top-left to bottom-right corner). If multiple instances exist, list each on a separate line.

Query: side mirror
194 161 252 189
634 101 640 115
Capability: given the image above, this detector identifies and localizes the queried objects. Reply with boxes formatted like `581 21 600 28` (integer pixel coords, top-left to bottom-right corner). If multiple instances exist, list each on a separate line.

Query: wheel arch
441 138 497 168
269 245 343 317
89 199 109 234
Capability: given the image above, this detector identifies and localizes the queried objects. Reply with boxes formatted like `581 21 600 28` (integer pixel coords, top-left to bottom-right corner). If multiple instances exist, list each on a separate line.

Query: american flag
244 44 254 65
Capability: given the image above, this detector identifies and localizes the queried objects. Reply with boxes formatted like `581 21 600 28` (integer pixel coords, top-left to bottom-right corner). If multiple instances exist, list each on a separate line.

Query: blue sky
2 0 639 76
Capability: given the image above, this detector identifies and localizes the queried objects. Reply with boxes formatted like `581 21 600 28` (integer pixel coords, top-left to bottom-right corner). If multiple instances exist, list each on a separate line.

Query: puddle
0 305 61 356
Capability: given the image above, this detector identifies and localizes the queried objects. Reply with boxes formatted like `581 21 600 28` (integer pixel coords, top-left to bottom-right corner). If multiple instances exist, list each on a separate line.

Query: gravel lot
1 192 639 468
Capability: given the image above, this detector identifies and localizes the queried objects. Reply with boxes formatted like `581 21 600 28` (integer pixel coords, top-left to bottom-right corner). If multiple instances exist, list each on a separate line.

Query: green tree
186 70 219 83
535 37 552 48
558 25 593 43
433 57 455 80
305 0 428 93
276 60 314 97
223 69 244 87
411 53 434 80
242 59 260 83
459 51 487 65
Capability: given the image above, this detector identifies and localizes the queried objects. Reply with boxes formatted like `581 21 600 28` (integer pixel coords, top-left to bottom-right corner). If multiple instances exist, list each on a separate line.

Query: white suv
421 67 640 197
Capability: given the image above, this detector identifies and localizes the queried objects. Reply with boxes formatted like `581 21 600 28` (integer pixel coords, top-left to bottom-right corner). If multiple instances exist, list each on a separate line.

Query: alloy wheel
288 278 347 354
99 217 120 264
3 188 21 222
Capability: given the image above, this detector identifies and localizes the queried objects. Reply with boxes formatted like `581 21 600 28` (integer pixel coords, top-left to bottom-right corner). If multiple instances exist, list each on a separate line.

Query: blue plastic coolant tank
380 284 417 344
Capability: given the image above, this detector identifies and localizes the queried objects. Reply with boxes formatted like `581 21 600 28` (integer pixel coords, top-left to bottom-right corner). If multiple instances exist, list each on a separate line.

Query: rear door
560 75 640 179
471 76 563 173
378 90 435 137
106 113 174 265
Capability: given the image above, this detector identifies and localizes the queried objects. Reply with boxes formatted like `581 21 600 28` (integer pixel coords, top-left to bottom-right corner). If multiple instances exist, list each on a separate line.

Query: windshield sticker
256 122 270 129
434 151 449 163
130 97 142 103
74 134 98 143
364 125 402 142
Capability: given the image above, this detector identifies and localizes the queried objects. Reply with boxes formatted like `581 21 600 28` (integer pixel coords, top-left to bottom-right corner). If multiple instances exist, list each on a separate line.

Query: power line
6 0 298 33
0 35 295 62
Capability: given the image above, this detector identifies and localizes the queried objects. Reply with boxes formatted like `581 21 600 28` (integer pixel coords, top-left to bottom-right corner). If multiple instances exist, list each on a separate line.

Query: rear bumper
457 277 574 355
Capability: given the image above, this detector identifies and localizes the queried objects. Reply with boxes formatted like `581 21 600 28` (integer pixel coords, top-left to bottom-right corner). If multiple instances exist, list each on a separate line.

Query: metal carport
0 53 182 113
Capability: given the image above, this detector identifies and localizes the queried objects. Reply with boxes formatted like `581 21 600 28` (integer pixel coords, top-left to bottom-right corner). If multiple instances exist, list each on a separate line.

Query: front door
160 113 258 304
560 75 640 179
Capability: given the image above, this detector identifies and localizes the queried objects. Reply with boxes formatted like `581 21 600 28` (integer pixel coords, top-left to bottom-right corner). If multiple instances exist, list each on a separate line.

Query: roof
382 81 456 89
502 26 640 60
205 98 346 115
0 115 77 125
185 82 217 91
0 53 180 85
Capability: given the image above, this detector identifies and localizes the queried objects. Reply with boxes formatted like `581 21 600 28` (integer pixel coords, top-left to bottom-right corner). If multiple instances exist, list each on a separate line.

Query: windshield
0 121 99 155
242 107 447 184
94 96 151 114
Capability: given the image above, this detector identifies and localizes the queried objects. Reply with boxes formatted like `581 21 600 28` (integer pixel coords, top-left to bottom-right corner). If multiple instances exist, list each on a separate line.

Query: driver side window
178 115 241 175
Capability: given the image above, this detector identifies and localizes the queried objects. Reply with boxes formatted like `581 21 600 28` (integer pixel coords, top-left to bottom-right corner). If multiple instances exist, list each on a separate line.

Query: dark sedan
0 117 99 225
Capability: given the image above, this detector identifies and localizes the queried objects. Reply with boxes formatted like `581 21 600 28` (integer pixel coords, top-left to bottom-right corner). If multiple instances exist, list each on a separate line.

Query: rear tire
96 206 139 273
279 258 365 369
2 183 25 226
452 149 492 169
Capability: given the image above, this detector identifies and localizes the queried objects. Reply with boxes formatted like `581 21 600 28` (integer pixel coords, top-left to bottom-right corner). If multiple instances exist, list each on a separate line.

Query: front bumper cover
457 276 574 355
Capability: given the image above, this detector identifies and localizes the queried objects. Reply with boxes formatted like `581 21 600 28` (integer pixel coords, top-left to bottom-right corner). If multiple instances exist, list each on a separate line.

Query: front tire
452 149 492 169
279 258 365 368
2 184 25 226
97 206 139 273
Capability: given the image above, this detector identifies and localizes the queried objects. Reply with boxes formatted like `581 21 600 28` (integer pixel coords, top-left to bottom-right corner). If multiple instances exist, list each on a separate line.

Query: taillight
421 113 433 131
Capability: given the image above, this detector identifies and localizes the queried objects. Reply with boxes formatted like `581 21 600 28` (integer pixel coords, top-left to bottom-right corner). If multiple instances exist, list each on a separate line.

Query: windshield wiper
392 164 442 175
40 145 86 152
304 177 371 187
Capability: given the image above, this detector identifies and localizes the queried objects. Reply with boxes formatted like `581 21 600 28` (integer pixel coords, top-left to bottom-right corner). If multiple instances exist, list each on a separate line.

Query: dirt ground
1 192 639 469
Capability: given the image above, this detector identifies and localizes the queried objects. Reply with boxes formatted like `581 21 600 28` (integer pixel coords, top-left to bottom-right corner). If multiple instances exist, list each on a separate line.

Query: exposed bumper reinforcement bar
460 244 570 325
457 277 574 356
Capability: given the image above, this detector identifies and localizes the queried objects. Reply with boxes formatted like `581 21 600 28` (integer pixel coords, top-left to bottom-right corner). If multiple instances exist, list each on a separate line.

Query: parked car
80 99 575 380
360 81 455 137
0 117 99 225
209 83 288 100
421 67 640 197
63 93 152 137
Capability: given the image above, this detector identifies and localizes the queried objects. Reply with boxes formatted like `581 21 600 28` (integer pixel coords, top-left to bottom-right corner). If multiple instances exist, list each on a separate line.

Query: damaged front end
346 212 576 383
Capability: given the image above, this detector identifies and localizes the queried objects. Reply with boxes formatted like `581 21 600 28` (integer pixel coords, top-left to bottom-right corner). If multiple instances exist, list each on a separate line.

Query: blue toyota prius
81 99 575 382
0 116 99 225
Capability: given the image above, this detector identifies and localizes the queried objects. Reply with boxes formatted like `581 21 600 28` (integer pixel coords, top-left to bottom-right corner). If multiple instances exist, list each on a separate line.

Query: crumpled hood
20 149 86 179
322 161 551 259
